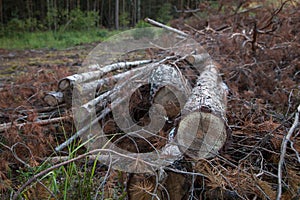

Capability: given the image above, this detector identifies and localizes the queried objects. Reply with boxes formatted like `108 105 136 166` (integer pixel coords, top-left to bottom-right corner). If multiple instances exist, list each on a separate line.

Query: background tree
0 0 205 33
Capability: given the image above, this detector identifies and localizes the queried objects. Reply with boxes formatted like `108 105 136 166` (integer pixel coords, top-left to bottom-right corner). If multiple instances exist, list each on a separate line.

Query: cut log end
44 91 64 106
58 79 70 91
185 53 210 65
176 111 227 159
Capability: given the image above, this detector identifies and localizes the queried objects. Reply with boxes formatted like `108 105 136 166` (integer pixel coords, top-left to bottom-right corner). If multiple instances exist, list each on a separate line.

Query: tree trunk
137 0 141 22
115 0 119 29
0 0 3 29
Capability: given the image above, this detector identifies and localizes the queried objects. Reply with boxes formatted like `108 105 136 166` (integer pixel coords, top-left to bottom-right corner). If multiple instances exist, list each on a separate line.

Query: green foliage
0 29 117 49
6 18 25 33
135 20 151 28
119 12 130 28
46 7 58 30
4 17 42 35
157 3 173 23
1 8 100 37
69 9 99 30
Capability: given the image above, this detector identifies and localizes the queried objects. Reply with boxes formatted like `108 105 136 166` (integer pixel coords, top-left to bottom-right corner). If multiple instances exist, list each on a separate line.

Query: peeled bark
176 60 228 159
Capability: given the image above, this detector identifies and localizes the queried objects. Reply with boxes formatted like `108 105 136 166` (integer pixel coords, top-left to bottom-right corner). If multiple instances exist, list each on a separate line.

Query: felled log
73 63 159 123
56 62 160 151
149 64 191 119
77 62 155 97
44 91 64 106
58 60 152 91
176 59 228 159
185 53 210 65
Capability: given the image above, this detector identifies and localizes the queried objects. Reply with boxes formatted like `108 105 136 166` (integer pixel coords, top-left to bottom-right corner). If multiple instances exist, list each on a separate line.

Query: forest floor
1 1 300 200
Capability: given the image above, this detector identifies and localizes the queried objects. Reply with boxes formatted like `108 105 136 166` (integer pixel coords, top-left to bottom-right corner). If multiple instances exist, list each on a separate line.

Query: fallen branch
14 146 195 200
276 105 300 200
185 53 210 65
0 116 71 133
56 63 160 151
173 6 201 13
78 62 155 97
145 18 188 38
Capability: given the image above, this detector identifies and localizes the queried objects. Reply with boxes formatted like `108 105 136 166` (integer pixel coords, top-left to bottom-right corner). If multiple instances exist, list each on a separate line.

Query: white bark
58 60 152 90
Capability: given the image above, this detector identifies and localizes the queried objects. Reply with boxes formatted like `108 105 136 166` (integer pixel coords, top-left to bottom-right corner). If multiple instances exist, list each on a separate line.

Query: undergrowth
0 29 117 50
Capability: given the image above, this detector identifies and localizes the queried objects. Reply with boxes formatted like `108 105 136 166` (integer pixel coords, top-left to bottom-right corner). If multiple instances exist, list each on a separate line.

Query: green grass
0 28 118 50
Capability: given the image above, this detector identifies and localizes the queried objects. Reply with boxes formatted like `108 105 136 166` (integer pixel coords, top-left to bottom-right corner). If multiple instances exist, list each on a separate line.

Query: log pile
41 26 229 198
46 51 228 157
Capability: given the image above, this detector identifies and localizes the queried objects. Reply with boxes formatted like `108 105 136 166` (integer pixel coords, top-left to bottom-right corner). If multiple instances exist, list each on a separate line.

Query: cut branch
185 53 210 65
78 62 154 96
74 63 158 123
173 6 201 13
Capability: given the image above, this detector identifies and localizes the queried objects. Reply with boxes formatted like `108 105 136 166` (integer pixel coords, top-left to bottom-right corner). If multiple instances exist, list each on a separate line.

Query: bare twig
276 105 300 200
173 6 200 13
144 18 188 37
0 115 71 133
11 142 34 168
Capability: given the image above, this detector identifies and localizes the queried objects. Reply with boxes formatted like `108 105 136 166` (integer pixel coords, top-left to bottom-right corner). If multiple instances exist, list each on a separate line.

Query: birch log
58 60 152 91
77 63 154 97
176 60 228 159
149 64 191 119
145 18 188 37
44 91 64 106
74 63 158 123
